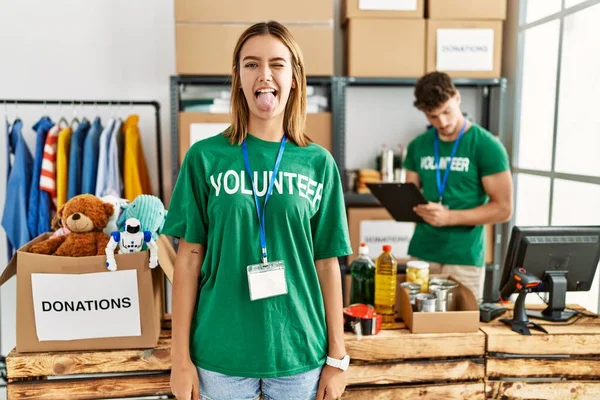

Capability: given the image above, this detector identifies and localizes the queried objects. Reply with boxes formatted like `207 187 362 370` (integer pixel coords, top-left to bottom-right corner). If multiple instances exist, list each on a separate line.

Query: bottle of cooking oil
350 242 375 306
375 244 398 328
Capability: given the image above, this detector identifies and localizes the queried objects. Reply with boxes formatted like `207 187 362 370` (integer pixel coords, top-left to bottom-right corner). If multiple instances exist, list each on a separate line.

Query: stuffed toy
105 217 158 271
30 194 114 257
49 211 70 238
117 194 167 242
101 195 130 235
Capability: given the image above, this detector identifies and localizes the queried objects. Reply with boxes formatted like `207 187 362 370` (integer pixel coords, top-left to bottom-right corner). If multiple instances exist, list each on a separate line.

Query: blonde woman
165 21 352 400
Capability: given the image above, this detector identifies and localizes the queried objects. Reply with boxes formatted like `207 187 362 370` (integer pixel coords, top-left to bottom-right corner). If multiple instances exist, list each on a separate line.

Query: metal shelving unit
169 75 510 300
169 75 336 191
337 76 509 301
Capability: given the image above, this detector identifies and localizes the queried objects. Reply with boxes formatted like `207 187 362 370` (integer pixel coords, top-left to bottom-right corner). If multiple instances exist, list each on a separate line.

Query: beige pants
411 259 485 301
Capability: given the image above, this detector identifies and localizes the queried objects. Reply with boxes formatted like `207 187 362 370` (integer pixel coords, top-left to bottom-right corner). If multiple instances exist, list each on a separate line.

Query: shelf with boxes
343 0 507 79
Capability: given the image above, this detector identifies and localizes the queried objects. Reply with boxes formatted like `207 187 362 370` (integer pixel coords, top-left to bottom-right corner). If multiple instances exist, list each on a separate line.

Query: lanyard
242 135 286 265
434 120 467 203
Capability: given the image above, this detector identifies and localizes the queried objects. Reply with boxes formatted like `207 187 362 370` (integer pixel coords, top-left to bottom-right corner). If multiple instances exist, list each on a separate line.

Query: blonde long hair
225 21 311 147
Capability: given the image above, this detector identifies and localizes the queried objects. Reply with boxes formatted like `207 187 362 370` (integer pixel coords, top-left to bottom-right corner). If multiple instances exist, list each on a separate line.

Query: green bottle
350 242 376 306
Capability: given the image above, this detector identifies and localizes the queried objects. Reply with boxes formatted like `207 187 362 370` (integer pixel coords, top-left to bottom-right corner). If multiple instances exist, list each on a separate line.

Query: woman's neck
248 115 285 142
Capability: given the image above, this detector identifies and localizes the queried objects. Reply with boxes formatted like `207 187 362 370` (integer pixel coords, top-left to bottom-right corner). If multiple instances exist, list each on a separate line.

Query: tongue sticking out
256 92 276 111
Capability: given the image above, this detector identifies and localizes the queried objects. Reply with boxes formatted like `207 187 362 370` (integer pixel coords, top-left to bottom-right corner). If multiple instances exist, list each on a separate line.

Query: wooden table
344 321 486 399
482 304 600 400
6 305 600 399
5 320 172 399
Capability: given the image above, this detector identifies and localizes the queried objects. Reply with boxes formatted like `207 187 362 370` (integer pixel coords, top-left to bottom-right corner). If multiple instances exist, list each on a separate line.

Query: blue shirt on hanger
2 120 34 253
95 118 115 197
81 117 103 194
27 116 54 238
67 119 91 200
5 119 13 260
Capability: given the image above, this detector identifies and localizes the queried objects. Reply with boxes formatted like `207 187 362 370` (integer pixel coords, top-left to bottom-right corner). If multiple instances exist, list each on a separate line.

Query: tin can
401 282 421 311
415 293 437 313
429 279 459 311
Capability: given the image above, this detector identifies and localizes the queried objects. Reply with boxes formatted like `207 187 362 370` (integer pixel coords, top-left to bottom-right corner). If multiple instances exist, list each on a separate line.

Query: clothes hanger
70 101 80 128
58 102 69 128
80 101 89 124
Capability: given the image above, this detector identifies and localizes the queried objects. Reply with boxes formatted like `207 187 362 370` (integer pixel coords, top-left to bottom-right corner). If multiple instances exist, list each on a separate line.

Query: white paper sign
360 220 415 259
31 270 141 341
436 29 494 71
359 0 417 11
190 123 230 145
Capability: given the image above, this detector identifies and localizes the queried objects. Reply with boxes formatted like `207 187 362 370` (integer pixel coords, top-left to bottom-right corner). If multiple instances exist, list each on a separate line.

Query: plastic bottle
375 244 398 328
349 242 376 306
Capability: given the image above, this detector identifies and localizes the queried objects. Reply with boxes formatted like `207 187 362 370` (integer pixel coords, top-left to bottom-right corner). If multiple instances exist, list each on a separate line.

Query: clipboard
366 182 429 223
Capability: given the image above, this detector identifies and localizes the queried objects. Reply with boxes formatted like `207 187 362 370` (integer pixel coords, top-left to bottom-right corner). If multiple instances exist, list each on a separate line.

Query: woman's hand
170 358 200 400
316 365 346 400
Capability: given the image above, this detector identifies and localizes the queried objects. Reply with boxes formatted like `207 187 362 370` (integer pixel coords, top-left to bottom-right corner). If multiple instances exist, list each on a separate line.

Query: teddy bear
30 194 114 257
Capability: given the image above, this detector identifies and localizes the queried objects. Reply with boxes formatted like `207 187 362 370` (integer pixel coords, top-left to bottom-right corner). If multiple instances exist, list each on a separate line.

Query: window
525 0 561 23
514 174 551 226
516 21 560 171
565 0 589 7
513 0 600 312
551 180 600 225
555 3 600 177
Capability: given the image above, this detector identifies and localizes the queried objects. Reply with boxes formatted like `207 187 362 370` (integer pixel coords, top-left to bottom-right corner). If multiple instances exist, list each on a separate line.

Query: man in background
404 71 513 299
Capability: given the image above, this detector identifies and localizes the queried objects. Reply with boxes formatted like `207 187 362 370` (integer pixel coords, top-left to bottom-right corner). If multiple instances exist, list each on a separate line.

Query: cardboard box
346 19 426 78
347 207 415 264
176 24 334 76
427 0 507 20
178 112 333 164
175 0 333 23
344 0 424 20
0 234 174 353
398 274 480 333
426 20 503 78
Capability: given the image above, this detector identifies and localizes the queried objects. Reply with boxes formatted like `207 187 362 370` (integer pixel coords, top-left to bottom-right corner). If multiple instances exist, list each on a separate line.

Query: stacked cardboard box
426 0 507 78
174 0 334 76
344 0 426 77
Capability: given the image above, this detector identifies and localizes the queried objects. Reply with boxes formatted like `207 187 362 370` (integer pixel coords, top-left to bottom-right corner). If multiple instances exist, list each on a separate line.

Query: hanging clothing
95 118 116 197
81 117 103 195
118 124 125 183
2 120 34 253
67 119 91 199
27 116 54 237
40 124 61 208
56 126 73 208
106 119 123 197
123 114 152 201
4 120 13 259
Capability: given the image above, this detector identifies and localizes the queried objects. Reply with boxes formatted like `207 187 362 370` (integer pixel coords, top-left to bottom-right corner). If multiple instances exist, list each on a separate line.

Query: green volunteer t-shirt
404 123 510 267
163 132 352 378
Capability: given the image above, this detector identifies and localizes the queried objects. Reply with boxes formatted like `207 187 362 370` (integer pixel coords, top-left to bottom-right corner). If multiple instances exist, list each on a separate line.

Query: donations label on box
31 270 141 341
360 220 414 259
436 28 494 71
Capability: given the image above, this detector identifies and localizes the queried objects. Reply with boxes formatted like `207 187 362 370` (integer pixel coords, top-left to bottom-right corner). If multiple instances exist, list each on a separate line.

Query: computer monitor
499 225 600 322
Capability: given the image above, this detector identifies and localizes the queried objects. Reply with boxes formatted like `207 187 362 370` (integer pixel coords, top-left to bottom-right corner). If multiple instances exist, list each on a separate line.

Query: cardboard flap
0 254 17 286
0 233 50 286
157 235 175 283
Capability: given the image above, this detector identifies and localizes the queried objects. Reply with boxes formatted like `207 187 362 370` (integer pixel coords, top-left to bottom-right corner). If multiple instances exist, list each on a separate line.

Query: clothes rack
2 99 164 201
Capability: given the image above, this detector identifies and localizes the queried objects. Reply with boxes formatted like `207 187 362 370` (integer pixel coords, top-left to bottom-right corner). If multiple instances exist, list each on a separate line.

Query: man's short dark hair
413 72 457 112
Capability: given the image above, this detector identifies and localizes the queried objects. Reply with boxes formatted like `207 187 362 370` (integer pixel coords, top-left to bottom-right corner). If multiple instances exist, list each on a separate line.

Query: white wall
0 0 176 356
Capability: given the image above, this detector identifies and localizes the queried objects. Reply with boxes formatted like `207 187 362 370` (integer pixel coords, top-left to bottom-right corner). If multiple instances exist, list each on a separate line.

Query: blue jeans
197 366 322 400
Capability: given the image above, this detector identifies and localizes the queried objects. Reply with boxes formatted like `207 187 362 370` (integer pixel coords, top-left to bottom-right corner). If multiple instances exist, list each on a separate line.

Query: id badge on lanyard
434 120 467 208
242 136 288 301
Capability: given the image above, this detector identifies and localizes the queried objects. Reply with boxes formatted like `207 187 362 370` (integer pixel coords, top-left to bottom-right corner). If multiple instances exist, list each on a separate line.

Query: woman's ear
291 80 296 89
